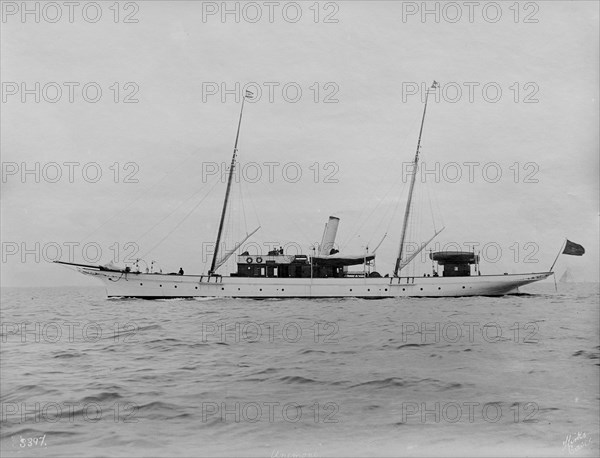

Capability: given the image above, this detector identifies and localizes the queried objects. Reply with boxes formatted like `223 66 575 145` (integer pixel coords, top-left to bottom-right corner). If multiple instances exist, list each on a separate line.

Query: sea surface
1 283 598 457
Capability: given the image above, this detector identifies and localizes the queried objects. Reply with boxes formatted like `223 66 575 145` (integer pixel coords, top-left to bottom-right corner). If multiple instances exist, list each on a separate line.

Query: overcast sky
1 1 598 286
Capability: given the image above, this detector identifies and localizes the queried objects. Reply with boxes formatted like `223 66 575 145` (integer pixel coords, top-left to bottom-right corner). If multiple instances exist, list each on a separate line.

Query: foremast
209 91 253 275
394 81 439 277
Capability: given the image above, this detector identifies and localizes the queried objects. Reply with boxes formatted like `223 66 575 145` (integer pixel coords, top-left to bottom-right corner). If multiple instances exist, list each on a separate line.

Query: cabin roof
429 251 479 264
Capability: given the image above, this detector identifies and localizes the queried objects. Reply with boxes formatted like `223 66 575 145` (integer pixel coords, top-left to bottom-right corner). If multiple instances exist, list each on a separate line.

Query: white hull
76 266 551 298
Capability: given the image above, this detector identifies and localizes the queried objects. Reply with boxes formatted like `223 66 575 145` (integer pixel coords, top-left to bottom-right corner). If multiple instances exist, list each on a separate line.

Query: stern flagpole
549 238 566 273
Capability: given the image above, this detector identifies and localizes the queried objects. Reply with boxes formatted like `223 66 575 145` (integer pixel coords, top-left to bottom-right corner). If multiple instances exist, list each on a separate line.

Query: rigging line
431 161 445 229
253 178 312 245
340 173 409 251
386 180 408 234
229 186 236 248
365 199 393 247
343 102 424 255
423 146 444 229
229 191 251 273
226 181 248 273
243 176 262 229
338 116 421 250
403 180 420 264
138 177 221 259
417 184 424 254
369 171 412 252
367 173 412 247
342 142 415 250
419 148 438 233
425 173 437 233
222 197 232 275
343 194 390 249
405 184 421 263
77 150 203 243
223 187 233 246
365 200 400 258
135 173 221 245
238 171 249 234
408 191 422 276
338 181 382 248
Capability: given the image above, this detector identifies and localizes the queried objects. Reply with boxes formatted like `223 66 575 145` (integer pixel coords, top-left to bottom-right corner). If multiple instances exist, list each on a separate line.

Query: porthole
259 288 263 291
174 285 177 288
402 288 405 291
195 286 198 289
282 288 285 291
350 289 353 292
221 287 225 290
462 286 465 289
140 283 143 286
385 288 388 291
438 287 441 290
238 288 240 291
367 288 370 292
160 285 162 287
420 288 423 291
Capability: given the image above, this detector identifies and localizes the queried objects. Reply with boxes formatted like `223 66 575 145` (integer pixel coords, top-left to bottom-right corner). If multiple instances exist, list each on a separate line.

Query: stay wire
135 173 221 246
138 176 222 259
77 150 202 243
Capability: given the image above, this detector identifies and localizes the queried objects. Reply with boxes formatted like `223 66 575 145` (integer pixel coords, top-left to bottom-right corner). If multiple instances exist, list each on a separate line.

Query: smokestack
319 216 340 255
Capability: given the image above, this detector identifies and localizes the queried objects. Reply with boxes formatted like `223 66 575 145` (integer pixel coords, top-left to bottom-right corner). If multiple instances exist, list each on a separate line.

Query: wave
276 375 347 387
350 377 467 392
80 392 123 404
278 375 320 385
572 348 600 362
298 349 328 355
395 343 433 349
351 377 408 389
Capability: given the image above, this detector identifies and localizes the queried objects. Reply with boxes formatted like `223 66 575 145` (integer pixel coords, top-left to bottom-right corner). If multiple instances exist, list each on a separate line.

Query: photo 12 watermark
401 161 539 184
1 401 139 424
402 81 539 104
1 1 140 24
401 401 539 424
202 161 339 184
202 82 339 103
2 162 140 184
400 321 540 344
2 241 139 264
400 2 539 24
201 401 339 423
405 241 540 265
201 321 339 344
1 321 139 343
201 241 305 265
201 1 339 24
2 82 140 103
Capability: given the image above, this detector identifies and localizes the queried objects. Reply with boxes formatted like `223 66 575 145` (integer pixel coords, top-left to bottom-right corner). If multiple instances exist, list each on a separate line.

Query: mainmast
209 90 253 275
394 81 438 277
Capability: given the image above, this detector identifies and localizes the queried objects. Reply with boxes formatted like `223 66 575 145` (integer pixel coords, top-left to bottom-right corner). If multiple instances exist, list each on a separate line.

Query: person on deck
179 268 184 275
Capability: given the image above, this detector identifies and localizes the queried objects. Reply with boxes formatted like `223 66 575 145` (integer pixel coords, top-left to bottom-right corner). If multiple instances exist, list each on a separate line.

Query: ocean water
1 283 598 457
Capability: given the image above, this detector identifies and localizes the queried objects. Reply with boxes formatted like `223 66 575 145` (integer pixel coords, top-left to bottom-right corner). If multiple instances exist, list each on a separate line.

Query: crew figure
179 267 184 275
